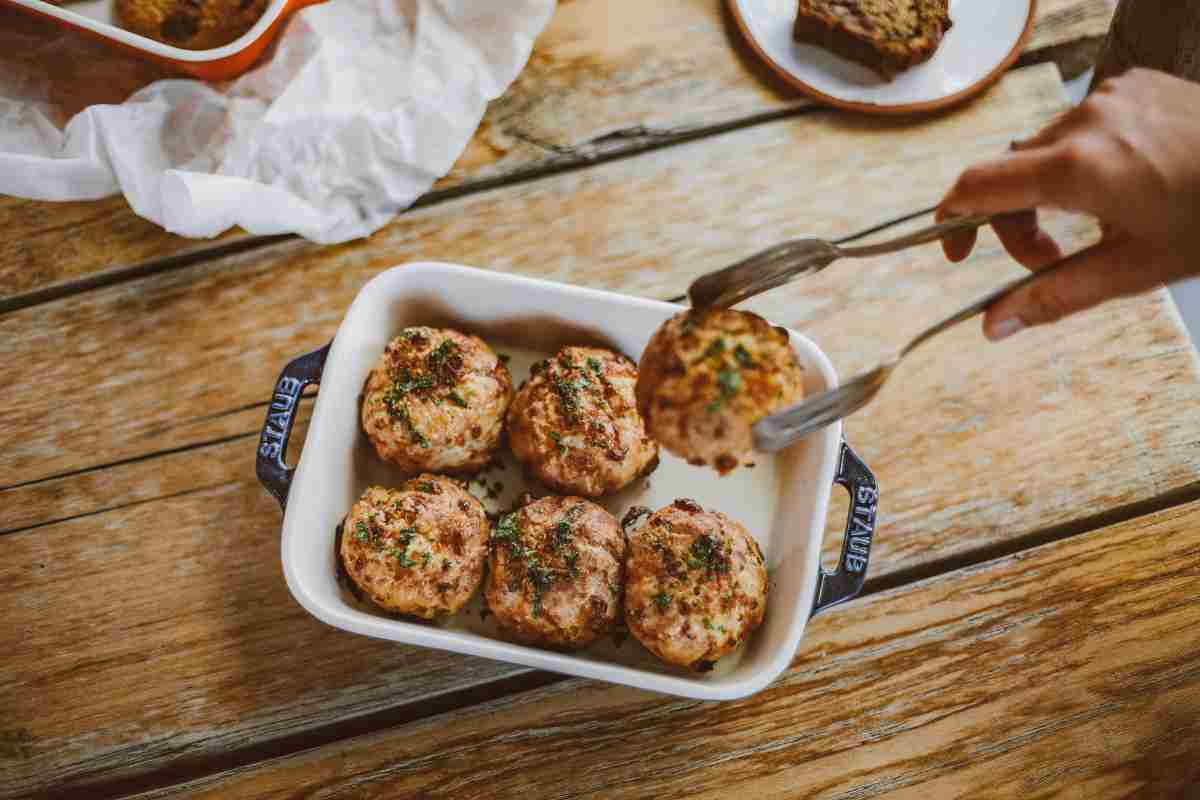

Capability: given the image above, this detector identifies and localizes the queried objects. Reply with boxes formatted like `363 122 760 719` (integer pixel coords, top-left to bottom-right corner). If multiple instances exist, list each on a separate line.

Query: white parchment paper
0 0 555 243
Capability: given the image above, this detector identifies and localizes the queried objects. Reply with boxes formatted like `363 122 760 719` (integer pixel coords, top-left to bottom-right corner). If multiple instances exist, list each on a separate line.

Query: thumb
983 236 1162 341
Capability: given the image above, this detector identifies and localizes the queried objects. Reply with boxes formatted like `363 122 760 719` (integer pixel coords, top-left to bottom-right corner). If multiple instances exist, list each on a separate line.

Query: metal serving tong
684 212 1056 452
688 212 995 309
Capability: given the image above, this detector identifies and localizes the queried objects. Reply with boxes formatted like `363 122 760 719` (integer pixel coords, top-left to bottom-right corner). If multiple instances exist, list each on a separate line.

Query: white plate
729 0 1036 113
262 263 878 700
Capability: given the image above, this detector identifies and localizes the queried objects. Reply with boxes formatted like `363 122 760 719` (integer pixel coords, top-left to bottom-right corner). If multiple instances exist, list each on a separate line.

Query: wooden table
5 1 1200 798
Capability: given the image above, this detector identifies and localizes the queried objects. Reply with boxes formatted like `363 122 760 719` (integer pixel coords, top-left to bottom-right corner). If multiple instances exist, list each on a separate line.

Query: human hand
938 68 1200 340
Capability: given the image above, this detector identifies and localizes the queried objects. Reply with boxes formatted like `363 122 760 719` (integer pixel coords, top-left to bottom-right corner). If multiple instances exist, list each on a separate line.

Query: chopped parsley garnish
417 481 436 493
702 339 726 360
492 513 523 552
717 368 742 397
494 512 578 612
653 591 672 611
707 368 742 413
703 618 715 631
552 375 584 422
703 367 743 413
383 390 408 418
549 431 567 454
397 372 435 393
734 344 755 367
383 396 428 446
553 521 580 576
689 534 731 575
426 340 462 386
354 521 371 543
422 552 432 567
390 528 418 567
558 354 578 370
448 390 468 407
527 559 554 617
587 357 603 375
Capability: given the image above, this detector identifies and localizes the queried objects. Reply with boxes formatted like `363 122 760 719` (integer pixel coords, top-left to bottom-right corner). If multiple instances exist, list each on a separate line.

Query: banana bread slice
793 0 952 81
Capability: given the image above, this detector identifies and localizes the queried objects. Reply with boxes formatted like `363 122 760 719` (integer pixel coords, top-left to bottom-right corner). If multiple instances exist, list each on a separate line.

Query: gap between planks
23 476 1200 800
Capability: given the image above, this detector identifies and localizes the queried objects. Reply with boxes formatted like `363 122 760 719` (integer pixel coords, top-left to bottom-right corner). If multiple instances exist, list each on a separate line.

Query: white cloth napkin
0 0 555 243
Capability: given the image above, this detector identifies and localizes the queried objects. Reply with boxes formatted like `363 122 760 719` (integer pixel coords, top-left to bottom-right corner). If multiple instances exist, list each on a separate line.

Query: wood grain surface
128 500 1200 800
0 409 535 800
0 0 1113 306
3 64 1200 799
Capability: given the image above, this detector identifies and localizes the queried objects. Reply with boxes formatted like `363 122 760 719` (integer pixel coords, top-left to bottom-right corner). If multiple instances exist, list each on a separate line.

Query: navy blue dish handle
811 441 879 616
256 343 330 510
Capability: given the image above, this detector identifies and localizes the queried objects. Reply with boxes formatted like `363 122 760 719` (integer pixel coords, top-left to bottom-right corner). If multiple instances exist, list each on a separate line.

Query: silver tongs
686 212 1058 451
688 213 995 309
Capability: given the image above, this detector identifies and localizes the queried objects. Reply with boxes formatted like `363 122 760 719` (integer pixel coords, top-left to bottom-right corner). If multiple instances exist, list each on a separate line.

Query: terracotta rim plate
728 0 1037 114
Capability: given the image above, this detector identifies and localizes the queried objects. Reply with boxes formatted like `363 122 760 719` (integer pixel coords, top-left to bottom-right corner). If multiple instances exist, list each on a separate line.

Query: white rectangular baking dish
256 262 879 701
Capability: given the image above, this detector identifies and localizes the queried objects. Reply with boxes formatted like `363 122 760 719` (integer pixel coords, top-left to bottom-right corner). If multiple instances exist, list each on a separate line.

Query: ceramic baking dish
3 0 321 80
256 262 879 701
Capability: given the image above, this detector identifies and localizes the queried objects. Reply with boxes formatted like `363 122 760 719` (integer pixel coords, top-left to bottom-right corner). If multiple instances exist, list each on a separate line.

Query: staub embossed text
259 376 304 460
845 485 878 573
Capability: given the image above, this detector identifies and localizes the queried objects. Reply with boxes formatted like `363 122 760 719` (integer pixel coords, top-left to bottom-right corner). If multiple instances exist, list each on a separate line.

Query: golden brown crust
485 496 625 649
361 328 514 477
339 477 490 619
793 0 952 80
623 499 768 670
507 346 659 497
115 0 269 49
636 309 804 474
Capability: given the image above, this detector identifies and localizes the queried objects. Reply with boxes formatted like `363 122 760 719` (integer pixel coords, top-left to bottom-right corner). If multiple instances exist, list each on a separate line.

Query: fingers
990 210 1062 270
939 208 1061 268
982 235 1161 340
939 149 1054 217
937 205 977 262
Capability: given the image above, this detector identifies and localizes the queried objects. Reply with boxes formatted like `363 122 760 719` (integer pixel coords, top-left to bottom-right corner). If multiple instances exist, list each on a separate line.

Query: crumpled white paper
0 0 555 243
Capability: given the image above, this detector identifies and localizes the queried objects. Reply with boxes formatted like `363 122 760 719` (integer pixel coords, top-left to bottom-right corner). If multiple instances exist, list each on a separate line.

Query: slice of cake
793 0 952 81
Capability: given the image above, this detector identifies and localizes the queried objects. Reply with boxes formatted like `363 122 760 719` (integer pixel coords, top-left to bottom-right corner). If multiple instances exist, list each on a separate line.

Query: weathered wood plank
0 426 531 800
0 404 285 535
129 500 1200 800
0 0 1113 304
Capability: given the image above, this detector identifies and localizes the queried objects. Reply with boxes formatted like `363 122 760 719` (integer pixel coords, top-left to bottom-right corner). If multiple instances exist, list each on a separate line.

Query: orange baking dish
2 0 325 80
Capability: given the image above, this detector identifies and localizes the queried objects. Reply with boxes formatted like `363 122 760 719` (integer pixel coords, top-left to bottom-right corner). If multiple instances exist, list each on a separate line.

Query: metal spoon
752 259 1069 451
687 212 995 309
